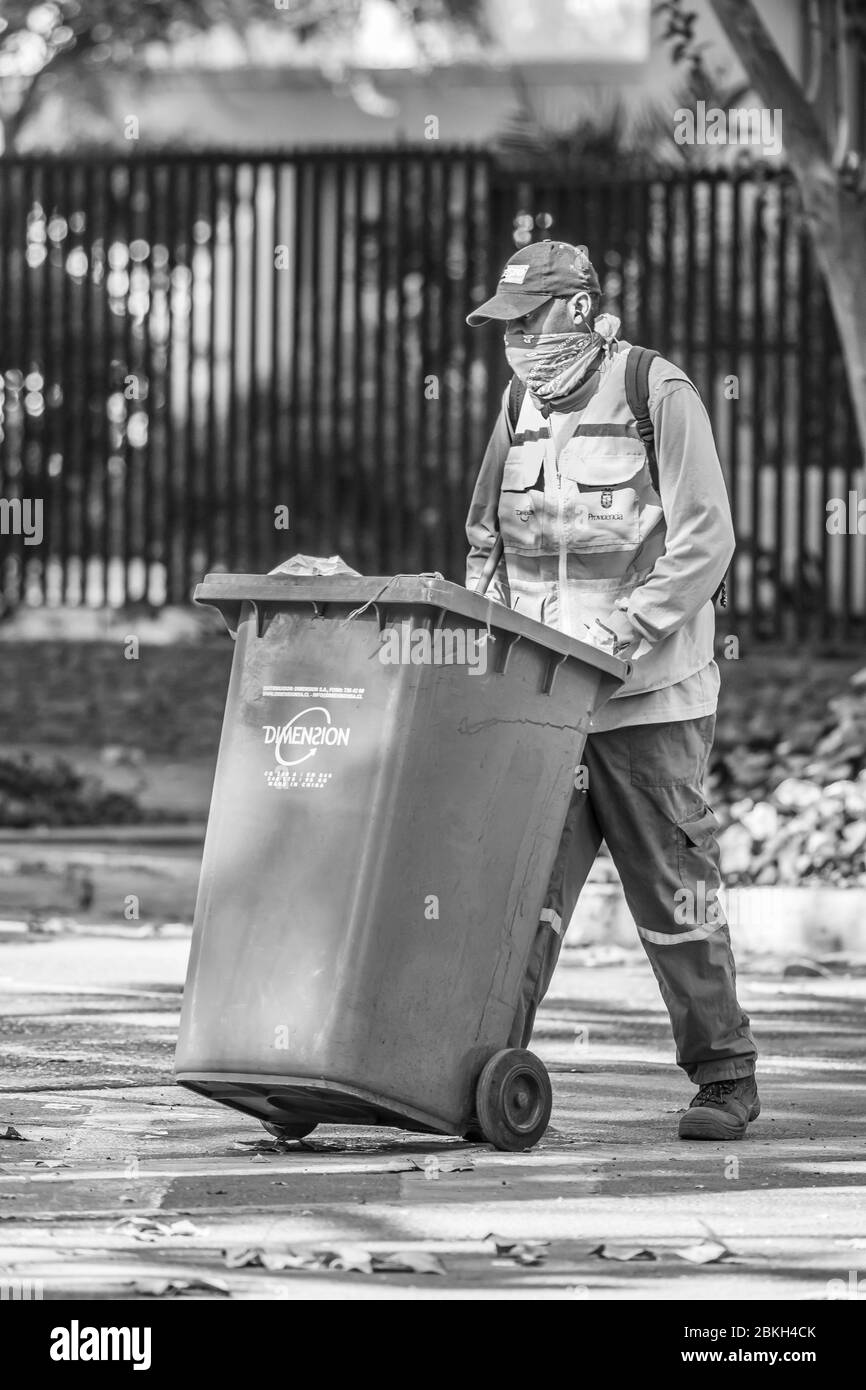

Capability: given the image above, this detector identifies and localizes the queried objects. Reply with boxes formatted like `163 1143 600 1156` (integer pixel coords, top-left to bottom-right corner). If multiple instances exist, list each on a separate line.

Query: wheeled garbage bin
175 573 629 1150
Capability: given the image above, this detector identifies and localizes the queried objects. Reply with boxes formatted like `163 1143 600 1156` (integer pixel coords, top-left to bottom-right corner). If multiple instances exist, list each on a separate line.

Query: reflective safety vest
497 341 717 699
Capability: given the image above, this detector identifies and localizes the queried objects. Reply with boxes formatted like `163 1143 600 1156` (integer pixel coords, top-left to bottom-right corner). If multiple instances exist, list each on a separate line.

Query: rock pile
711 667 866 885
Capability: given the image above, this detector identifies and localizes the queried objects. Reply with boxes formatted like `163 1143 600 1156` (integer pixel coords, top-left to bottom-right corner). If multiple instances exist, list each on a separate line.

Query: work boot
678 1075 760 1141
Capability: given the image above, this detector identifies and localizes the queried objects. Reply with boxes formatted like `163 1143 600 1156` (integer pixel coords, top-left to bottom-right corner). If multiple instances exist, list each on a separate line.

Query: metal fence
0 149 862 646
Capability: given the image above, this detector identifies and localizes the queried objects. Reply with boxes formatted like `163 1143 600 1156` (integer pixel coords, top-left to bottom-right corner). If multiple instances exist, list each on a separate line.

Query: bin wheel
262 1119 318 1141
474 1049 552 1152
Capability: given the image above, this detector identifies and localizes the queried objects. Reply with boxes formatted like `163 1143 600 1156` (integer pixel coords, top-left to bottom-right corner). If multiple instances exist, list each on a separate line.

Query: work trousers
510 714 757 1084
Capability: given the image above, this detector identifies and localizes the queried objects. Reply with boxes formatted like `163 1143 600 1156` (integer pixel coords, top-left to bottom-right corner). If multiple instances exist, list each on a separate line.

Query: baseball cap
466 240 601 326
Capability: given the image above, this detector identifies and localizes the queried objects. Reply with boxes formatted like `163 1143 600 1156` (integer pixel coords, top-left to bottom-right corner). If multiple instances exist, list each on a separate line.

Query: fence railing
0 149 862 647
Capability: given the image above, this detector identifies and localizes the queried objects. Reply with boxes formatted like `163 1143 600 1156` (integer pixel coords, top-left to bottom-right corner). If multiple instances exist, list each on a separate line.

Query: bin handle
473 534 504 596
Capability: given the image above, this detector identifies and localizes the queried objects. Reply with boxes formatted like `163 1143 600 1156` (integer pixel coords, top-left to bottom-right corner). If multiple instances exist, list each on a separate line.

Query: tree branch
708 0 866 459
708 0 830 170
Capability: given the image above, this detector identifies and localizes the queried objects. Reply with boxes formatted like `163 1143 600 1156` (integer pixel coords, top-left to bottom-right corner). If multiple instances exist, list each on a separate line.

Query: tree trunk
710 0 866 463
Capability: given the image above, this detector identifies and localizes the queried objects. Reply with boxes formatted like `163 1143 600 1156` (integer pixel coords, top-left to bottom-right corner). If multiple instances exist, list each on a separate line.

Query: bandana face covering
504 313 621 409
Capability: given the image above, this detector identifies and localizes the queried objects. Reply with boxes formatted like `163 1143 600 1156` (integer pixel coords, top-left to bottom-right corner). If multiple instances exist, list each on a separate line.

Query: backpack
506 347 727 608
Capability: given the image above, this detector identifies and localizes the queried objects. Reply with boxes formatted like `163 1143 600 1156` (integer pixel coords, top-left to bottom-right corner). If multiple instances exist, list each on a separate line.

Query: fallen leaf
436 1156 474 1173
223 1247 265 1269
675 1240 735 1265
113 1216 198 1241
222 1246 311 1272
486 1234 550 1266
252 1249 322 1272
491 1240 548 1267
324 1244 375 1274
168 1219 198 1237
261 1251 310 1271
590 1244 658 1262
133 1276 231 1297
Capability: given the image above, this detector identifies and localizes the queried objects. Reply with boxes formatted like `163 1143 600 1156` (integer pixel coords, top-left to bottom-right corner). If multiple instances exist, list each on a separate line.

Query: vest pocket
499 447 546 554
559 437 644 553
506 579 554 627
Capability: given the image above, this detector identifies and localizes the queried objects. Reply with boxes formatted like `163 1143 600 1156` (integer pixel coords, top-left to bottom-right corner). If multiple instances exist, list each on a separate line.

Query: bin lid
195 572 630 682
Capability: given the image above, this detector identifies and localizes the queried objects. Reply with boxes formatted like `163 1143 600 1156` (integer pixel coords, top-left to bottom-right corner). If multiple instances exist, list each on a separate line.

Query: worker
465 239 758 1140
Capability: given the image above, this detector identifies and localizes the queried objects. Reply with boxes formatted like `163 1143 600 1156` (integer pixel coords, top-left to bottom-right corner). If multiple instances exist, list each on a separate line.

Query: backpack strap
506 374 526 439
624 345 727 608
624 346 659 496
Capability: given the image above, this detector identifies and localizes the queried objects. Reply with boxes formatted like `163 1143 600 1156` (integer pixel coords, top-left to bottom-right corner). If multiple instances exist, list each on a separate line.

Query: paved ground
1 931 865 1300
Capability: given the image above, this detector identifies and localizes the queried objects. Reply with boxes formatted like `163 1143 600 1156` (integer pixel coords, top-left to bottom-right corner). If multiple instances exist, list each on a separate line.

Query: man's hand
583 608 650 660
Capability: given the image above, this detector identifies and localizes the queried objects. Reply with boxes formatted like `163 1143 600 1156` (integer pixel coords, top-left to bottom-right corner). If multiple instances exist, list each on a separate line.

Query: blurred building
8 0 805 153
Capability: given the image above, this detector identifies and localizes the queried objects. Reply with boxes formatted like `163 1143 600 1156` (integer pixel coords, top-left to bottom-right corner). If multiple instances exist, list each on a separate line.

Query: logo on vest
515 505 534 523
600 489 613 509
575 499 625 526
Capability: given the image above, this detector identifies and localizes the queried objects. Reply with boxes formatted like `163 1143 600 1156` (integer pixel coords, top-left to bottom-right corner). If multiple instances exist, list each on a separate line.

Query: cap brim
465 290 551 327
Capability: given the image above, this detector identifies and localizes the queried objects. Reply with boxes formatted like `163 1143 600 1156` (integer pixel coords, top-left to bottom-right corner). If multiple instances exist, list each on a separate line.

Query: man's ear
569 292 593 328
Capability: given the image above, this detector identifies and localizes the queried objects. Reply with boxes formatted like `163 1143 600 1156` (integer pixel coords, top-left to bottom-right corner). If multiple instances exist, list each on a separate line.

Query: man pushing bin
465 240 759 1141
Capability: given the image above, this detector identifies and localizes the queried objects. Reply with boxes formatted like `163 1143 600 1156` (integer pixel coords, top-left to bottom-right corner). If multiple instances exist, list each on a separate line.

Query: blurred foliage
652 0 714 91
0 0 486 148
0 0 485 57
493 76 753 177
656 0 866 80
0 750 150 826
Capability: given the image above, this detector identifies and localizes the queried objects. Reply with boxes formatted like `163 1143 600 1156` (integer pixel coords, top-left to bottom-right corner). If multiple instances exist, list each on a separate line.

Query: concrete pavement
1 933 865 1299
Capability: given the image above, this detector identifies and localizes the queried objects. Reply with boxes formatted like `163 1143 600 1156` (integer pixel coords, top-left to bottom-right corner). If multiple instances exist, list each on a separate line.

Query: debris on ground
230 1139 291 1154
112 1217 199 1241
590 1237 739 1264
486 1235 549 1266
407 1155 475 1178
222 1244 446 1275
133 1275 231 1297
674 1238 738 1265
590 1244 658 1262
